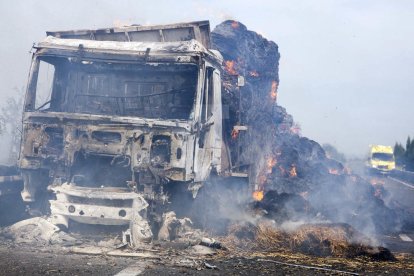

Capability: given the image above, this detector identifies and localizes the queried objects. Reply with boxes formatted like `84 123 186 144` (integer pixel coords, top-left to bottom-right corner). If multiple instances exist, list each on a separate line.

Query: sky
0 0 413 157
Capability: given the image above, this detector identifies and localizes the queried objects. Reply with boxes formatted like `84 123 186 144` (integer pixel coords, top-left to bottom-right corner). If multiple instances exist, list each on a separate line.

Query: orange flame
225 60 237 75
252 190 264 201
370 178 385 186
267 157 277 172
231 128 239 140
289 165 297 177
249 71 259 77
329 168 340 175
270 81 278 101
290 123 301 135
231 21 240 29
374 188 383 199
256 156 277 196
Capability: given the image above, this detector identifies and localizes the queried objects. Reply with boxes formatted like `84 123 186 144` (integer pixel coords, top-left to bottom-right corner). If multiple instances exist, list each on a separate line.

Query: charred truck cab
19 21 226 244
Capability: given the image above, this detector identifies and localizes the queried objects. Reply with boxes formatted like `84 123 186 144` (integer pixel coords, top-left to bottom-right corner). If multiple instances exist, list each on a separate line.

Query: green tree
394 142 405 158
405 137 414 171
0 88 24 164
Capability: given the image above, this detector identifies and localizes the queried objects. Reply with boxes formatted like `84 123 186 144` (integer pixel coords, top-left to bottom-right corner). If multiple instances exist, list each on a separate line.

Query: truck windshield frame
372 152 394 161
26 55 200 121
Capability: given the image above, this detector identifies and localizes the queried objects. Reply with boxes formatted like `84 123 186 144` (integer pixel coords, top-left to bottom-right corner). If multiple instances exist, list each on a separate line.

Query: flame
252 190 264 201
329 168 340 175
267 157 277 173
290 123 301 135
231 21 240 29
249 71 259 77
224 60 237 75
370 178 385 186
289 165 297 177
374 188 383 199
256 156 277 195
231 128 239 139
270 81 278 101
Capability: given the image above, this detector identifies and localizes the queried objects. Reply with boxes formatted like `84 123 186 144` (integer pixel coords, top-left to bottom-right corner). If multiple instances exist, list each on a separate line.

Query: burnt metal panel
47 21 211 49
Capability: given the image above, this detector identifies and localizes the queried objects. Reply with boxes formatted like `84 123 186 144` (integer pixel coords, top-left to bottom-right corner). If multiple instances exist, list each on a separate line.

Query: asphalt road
366 173 414 254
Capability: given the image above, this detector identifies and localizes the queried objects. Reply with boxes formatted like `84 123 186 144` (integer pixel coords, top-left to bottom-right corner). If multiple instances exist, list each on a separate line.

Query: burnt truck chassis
18 22 248 244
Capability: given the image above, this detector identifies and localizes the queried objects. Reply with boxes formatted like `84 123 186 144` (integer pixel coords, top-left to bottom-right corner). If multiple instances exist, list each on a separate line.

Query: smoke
209 20 401 245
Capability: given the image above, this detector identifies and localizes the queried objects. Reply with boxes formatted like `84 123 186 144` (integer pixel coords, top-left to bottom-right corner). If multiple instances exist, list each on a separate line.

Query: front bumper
49 183 148 226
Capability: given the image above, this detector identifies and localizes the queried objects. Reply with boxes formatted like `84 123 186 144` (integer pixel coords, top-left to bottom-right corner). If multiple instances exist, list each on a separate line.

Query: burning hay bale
224 221 396 261
256 223 357 257
212 20 400 235
255 222 396 261
222 222 258 252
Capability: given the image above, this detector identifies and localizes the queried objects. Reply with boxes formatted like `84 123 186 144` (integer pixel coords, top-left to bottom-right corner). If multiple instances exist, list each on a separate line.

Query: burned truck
18 21 249 243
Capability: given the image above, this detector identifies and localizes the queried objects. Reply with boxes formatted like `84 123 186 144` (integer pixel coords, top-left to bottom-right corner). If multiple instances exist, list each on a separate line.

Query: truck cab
18 21 225 244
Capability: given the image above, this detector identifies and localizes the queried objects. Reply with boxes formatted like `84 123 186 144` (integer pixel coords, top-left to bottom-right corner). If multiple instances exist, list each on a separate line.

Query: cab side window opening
201 68 214 124
34 60 55 111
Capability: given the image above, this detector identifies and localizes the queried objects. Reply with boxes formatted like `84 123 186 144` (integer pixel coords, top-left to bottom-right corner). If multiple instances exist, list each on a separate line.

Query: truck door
193 67 215 182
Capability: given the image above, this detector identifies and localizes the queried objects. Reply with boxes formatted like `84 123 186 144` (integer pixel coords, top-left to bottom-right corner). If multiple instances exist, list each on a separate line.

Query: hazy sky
1 0 413 157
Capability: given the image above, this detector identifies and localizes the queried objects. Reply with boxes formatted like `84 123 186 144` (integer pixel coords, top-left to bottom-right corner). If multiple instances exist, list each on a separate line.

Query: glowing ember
231 128 239 139
329 168 340 175
256 156 277 192
249 71 259 77
267 157 277 172
374 188 383 199
289 165 297 177
290 123 301 135
231 21 240 29
225 60 237 75
370 178 385 185
270 80 278 101
252 190 264 201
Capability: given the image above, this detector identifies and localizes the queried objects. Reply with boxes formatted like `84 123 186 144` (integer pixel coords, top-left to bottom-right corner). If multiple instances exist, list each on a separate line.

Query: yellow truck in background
366 145 396 174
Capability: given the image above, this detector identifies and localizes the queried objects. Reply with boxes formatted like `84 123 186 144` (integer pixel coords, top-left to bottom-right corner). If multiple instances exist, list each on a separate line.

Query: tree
0 88 24 164
394 142 405 158
406 136 411 154
405 137 414 171
394 142 406 167
395 136 414 171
